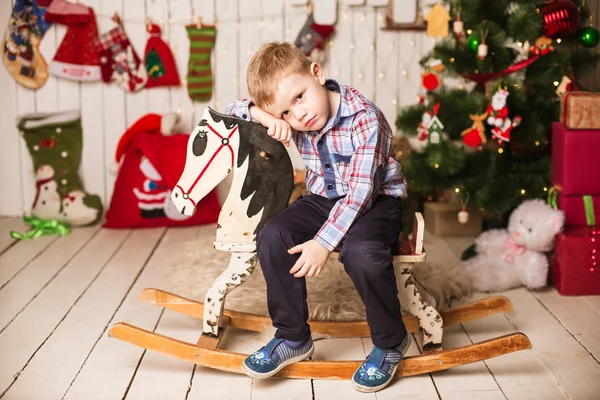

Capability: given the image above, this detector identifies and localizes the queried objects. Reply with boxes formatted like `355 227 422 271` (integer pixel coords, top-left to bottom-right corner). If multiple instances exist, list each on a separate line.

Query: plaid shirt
225 80 407 251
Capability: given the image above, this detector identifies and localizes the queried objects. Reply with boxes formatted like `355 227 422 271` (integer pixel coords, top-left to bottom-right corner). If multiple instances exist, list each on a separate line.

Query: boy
225 42 409 393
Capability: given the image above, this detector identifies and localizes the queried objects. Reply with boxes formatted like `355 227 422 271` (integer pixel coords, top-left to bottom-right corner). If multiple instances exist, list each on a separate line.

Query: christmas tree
396 0 599 218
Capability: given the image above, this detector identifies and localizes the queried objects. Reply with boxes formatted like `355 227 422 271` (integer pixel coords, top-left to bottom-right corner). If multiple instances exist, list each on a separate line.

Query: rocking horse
109 108 531 380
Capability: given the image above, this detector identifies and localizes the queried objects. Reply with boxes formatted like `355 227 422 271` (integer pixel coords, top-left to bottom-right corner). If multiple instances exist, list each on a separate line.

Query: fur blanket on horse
166 224 472 322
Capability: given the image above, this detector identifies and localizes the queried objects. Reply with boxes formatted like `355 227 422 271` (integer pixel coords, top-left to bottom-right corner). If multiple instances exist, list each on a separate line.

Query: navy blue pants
257 193 407 349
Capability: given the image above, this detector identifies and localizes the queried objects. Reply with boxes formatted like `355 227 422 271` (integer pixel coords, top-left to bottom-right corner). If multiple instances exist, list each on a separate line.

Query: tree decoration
486 86 522 143
531 36 554 56
461 113 488 148
478 24 489 60
418 58 444 104
579 26 599 47
486 86 510 128
555 75 573 96
414 102 444 149
492 115 522 143
453 5 464 38
467 33 479 52
541 0 580 37
505 38 531 83
424 3 451 38
426 103 444 144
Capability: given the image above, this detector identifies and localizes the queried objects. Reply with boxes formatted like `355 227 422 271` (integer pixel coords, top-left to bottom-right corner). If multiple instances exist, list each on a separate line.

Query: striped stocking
186 24 216 102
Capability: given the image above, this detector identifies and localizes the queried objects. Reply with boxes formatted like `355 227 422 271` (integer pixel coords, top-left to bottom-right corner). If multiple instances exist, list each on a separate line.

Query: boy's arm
313 111 390 251
224 100 253 121
225 100 294 147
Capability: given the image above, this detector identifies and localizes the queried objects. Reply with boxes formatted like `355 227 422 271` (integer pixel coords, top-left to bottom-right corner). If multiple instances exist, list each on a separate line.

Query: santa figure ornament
492 115 522 143
486 86 522 143
487 87 510 127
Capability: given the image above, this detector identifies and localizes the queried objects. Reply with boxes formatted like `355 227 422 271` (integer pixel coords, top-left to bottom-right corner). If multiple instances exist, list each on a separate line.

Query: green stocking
17 110 103 226
186 24 216 102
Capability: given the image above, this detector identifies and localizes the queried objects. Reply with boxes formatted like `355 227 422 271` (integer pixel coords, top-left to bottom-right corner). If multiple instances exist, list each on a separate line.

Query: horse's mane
207 109 294 235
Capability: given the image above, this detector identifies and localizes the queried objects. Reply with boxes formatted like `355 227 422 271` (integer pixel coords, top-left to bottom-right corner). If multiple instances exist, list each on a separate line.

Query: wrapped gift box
551 227 600 296
558 194 599 227
560 91 600 129
423 202 482 237
551 122 600 196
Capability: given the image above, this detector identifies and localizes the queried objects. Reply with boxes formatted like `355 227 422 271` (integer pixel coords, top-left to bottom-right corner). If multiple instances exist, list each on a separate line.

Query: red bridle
176 123 238 207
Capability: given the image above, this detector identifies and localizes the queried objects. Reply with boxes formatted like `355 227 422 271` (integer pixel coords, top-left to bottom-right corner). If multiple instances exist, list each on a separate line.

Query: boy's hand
249 105 292 147
265 117 292 147
288 240 331 278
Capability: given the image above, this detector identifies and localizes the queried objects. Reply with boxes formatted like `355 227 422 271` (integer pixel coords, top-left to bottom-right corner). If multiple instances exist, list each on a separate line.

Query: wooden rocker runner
109 108 532 379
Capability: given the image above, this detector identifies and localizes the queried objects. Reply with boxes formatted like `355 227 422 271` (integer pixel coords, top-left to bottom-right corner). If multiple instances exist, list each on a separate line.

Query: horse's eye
193 130 208 156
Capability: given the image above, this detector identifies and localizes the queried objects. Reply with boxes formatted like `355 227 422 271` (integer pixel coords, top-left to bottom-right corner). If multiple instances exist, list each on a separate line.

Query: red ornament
422 72 441 91
462 128 483 147
541 0 580 37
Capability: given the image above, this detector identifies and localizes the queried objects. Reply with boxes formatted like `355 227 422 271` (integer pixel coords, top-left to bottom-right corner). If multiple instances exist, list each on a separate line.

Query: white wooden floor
1 216 599 400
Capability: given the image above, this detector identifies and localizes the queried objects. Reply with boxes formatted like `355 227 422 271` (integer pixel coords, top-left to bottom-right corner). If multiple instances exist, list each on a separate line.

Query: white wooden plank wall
0 0 438 217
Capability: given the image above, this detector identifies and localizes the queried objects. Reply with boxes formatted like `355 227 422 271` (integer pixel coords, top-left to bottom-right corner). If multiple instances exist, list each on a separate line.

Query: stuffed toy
463 199 565 292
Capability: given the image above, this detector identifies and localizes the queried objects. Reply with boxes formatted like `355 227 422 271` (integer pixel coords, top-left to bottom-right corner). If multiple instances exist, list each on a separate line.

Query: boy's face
263 62 334 132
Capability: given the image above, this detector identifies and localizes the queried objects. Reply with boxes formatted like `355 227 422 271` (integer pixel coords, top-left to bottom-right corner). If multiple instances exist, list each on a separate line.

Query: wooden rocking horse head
172 107 294 247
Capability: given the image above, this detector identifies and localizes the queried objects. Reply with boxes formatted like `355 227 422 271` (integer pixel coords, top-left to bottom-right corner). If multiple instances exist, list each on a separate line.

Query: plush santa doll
492 115 522 143
486 88 510 127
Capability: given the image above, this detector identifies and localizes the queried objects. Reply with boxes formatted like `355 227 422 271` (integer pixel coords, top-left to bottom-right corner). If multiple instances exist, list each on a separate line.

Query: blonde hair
247 42 312 107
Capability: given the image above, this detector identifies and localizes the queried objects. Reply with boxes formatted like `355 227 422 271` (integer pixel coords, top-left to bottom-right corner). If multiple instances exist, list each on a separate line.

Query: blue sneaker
352 334 411 393
242 337 314 379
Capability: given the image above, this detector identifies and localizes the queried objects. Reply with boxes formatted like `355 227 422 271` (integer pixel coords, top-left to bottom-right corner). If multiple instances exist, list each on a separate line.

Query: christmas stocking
17 110 103 226
2 0 54 89
44 0 101 81
94 15 147 92
185 24 216 102
144 23 180 88
294 13 334 57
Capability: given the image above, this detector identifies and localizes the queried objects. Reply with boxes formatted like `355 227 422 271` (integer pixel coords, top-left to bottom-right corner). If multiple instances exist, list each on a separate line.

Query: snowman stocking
17 110 103 226
2 0 54 89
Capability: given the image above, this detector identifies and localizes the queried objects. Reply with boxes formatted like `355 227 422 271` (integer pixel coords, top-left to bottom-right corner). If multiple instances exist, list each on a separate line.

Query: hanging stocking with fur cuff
294 13 334 58
17 110 103 226
43 0 101 81
2 0 54 89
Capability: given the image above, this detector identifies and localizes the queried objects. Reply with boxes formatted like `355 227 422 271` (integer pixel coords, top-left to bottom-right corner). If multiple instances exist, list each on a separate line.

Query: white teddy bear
464 199 565 292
